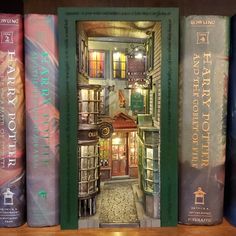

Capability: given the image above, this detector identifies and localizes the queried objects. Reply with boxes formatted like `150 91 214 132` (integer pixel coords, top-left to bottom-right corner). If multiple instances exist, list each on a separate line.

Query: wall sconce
127 43 146 59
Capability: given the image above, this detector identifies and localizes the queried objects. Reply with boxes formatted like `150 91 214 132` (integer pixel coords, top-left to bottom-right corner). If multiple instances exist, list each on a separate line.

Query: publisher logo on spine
1 32 13 44
196 32 209 44
38 189 47 199
3 188 14 206
194 187 206 205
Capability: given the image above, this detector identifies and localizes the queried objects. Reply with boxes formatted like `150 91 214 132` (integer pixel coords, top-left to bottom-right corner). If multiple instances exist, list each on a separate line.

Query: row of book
1 11 236 229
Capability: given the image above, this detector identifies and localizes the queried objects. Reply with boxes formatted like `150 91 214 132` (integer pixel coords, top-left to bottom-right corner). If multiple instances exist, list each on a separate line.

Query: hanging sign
98 122 114 139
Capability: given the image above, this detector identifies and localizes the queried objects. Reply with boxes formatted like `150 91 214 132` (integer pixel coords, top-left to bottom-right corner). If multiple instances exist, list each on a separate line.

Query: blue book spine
225 15 236 226
179 15 229 226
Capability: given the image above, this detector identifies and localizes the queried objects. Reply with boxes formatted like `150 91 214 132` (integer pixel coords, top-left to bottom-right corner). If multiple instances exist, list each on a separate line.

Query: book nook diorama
58 8 178 229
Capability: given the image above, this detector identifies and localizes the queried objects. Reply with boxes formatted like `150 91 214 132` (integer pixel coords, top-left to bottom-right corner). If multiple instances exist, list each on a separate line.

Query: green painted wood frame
58 7 179 229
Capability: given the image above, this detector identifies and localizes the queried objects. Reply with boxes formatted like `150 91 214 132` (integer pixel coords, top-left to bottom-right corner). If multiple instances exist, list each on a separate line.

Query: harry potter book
0 14 25 227
24 14 59 227
179 15 229 225
225 15 236 226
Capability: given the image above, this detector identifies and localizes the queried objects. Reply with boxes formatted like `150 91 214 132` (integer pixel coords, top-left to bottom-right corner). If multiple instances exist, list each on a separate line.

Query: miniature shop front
77 21 161 228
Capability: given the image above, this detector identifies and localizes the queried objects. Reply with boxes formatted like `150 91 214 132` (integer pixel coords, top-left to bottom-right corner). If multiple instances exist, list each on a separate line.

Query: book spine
0 14 25 227
225 15 236 226
179 15 229 225
24 14 59 227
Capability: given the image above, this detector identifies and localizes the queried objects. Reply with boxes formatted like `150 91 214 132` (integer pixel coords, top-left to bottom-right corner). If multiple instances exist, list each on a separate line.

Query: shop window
89 50 105 78
99 138 111 167
113 51 127 79
129 131 138 166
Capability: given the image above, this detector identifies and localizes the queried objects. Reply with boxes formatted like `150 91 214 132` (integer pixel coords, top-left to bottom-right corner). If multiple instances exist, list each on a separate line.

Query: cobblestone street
97 180 139 225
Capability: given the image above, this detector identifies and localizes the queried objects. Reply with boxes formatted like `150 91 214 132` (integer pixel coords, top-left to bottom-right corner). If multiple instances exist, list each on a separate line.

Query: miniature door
111 132 128 176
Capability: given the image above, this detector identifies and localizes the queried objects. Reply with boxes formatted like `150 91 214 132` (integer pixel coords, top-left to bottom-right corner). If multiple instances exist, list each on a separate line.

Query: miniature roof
112 112 137 130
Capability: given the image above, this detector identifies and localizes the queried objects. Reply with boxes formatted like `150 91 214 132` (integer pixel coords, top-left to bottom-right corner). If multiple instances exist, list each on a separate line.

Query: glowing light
91 51 97 60
136 88 142 94
135 52 143 59
112 137 121 145
113 52 121 60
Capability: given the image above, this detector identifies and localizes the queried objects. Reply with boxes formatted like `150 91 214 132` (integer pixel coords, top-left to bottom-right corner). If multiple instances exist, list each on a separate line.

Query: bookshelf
0 220 235 236
1 0 236 235
24 0 236 16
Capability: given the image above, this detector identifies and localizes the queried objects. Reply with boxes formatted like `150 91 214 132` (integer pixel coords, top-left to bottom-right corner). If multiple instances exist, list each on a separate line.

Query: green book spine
179 15 229 225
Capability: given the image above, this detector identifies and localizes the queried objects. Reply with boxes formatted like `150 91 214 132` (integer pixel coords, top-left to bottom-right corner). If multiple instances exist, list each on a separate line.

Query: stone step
79 216 100 229
131 182 161 228
132 183 144 202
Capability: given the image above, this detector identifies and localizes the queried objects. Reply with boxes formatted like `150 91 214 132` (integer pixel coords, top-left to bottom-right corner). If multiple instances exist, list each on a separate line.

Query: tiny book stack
24 14 59 227
179 15 229 225
0 14 25 227
225 15 236 226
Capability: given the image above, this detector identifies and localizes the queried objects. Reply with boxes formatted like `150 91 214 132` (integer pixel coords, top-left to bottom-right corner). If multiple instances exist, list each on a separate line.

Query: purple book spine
24 14 59 227
0 14 25 227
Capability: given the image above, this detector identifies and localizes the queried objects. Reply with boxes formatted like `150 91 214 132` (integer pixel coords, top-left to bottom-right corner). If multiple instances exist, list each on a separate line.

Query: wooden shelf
0 220 235 236
23 0 236 16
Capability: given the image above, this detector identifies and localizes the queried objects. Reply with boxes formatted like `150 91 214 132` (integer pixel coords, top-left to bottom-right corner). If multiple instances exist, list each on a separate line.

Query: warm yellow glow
81 89 88 100
113 233 124 236
91 51 97 60
113 52 126 79
136 88 142 94
113 52 121 61
113 137 121 145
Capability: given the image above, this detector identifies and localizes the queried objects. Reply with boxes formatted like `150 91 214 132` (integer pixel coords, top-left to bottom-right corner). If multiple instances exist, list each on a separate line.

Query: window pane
113 62 119 70
116 70 121 78
89 51 105 78
112 52 126 79
100 52 105 61
90 61 96 70
121 70 126 79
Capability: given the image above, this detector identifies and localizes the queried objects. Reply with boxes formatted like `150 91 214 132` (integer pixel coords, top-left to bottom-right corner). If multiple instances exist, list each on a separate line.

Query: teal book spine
179 15 229 225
